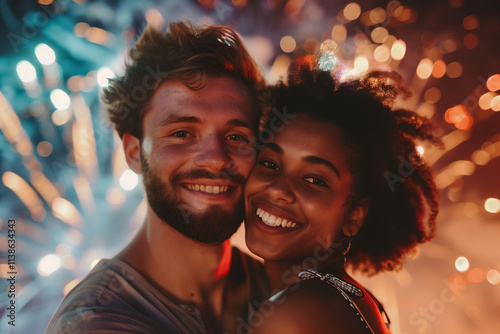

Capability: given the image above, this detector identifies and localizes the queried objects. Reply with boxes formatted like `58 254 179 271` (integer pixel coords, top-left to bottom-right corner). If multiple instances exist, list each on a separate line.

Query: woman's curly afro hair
263 55 443 275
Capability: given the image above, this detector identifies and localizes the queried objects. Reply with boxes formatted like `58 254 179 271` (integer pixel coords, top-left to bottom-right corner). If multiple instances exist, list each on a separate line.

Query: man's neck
115 208 252 333
115 209 229 304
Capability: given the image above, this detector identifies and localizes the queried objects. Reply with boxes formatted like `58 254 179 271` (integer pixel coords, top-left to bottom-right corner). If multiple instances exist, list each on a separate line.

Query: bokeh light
424 87 441 104
369 7 387 24
16 60 37 83
119 169 139 191
145 8 165 28
391 40 406 60
331 24 347 42
51 109 72 126
487 270 500 285
371 27 388 43
432 59 447 78
467 267 486 283
50 89 71 110
374 45 390 63
35 43 56 65
491 96 500 112
354 55 369 72
486 74 500 91
445 104 474 131
37 141 53 157
38 254 61 276
343 2 361 21
446 62 463 78
441 39 457 53
478 92 497 110
484 198 500 213
280 35 296 53
74 22 90 37
416 58 433 79
97 66 115 87
471 150 491 165
52 198 83 227
463 15 479 30
463 33 478 49
449 0 464 9
455 256 470 272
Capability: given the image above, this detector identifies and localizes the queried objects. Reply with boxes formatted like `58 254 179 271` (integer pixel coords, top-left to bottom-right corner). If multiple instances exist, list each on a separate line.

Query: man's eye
171 130 192 138
304 177 327 187
226 134 248 142
259 160 279 171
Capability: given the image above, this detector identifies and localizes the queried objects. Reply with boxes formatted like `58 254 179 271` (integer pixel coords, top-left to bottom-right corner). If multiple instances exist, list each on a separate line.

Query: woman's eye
304 177 327 187
259 160 279 171
226 134 248 142
171 130 192 138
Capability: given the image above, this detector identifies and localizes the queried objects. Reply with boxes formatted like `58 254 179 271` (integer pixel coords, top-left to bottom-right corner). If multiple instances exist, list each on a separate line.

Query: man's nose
194 135 232 173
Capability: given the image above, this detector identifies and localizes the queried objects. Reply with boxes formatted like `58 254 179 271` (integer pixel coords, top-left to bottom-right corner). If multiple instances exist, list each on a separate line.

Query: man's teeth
186 184 229 194
256 208 297 228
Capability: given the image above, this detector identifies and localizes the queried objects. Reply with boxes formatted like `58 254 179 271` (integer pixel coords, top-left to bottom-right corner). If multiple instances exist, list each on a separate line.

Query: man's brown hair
102 21 266 139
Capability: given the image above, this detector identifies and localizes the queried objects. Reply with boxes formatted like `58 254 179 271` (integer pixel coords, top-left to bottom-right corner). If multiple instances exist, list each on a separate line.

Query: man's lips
184 184 230 194
182 180 239 196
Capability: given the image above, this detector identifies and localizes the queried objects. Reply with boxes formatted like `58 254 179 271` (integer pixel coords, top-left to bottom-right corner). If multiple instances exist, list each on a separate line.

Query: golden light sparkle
484 198 500 214
343 2 361 21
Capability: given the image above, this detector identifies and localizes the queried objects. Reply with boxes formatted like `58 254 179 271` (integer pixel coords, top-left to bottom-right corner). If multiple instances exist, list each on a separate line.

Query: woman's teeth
256 208 297 228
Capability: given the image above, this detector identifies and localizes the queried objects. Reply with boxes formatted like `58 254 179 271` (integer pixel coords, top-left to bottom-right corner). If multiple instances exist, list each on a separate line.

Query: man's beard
141 154 246 244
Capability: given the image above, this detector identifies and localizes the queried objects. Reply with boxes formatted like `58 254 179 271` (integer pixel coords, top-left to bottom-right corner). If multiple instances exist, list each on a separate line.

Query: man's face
140 76 257 244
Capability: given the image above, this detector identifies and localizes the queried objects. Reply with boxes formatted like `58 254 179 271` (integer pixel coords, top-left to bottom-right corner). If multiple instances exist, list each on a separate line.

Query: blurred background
0 0 499 333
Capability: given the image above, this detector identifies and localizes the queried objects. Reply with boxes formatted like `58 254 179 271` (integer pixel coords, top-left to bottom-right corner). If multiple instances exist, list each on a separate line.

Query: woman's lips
249 201 304 234
255 207 298 228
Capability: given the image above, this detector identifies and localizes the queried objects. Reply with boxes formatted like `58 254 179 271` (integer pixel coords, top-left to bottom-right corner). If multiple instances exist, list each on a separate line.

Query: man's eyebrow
226 119 253 129
263 142 283 154
160 115 200 127
303 155 341 178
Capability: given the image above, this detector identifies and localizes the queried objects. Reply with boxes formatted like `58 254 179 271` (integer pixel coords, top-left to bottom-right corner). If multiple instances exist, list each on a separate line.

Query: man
46 21 268 333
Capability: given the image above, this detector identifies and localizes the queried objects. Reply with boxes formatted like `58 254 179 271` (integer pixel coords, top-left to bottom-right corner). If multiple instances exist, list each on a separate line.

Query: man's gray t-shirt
46 247 267 333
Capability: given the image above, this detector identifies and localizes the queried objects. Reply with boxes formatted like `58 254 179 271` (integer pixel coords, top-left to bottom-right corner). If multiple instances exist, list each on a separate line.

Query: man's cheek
235 145 257 169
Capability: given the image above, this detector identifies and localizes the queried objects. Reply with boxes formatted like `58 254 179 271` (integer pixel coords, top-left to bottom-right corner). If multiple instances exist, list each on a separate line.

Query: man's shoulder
45 259 164 333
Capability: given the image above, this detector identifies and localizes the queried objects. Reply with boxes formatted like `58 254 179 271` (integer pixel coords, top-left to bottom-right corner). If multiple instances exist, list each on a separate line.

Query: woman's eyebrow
262 142 283 154
303 155 340 178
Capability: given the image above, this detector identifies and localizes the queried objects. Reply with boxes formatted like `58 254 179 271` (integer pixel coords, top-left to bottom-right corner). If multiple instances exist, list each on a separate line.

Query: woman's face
244 113 364 262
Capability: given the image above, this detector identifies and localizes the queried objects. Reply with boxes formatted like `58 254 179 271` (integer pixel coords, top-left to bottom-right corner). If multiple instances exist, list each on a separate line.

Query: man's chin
180 191 242 213
155 203 244 244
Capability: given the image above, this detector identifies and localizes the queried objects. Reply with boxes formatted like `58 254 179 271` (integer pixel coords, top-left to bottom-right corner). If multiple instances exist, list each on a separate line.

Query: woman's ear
342 198 370 237
122 133 142 174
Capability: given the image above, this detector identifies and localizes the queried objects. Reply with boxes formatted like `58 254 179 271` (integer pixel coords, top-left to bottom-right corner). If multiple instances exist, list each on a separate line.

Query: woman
243 55 441 333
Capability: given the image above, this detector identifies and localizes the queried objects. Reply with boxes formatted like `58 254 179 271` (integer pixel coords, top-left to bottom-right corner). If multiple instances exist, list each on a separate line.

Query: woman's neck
264 254 344 293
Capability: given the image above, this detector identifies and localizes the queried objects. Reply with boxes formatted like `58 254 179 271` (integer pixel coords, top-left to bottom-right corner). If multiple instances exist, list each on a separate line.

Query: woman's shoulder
249 279 370 334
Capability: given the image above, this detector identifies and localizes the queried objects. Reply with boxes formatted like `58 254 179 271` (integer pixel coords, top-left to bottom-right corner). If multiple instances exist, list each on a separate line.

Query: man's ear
122 133 142 174
342 198 370 237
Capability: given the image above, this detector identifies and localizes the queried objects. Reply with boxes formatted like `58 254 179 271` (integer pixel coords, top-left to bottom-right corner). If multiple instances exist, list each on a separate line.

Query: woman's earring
340 234 353 265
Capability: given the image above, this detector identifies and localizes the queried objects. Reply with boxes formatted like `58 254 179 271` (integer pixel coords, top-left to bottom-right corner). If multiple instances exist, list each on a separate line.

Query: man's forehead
142 77 258 131
153 76 252 98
